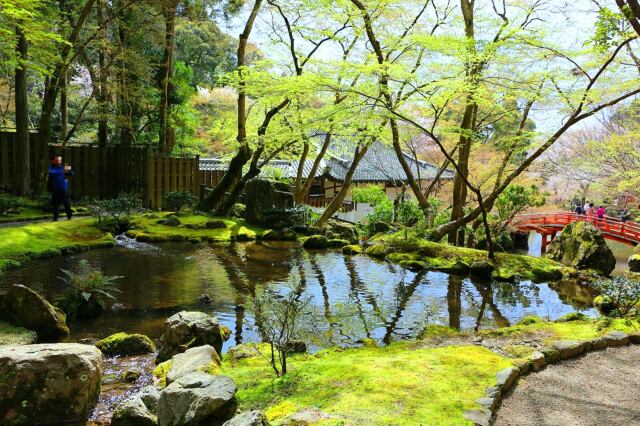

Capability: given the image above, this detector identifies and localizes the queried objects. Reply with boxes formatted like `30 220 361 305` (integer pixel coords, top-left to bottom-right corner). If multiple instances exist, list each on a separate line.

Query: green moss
0 218 114 273
128 214 262 244
516 315 544 326
386 252 418 263
399 259 426 272
593 295 615 314
153 360 173 389
417 325 459 340
328 238 350 248
365 244 386 259
220 325 232 341
504 345 534 359
342 245 363 255
303 235 329 250
95 332 156 356
371 233 567 281
221 342 510 425
0 321 36 346
555 312 590 322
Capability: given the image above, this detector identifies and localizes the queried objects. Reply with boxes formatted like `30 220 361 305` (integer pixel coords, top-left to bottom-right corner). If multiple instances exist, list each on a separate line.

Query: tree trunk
97 0 108 147
159 2 177 153
198 0 263 211
60 68 68 142
15 28 30 196
316 143 369 227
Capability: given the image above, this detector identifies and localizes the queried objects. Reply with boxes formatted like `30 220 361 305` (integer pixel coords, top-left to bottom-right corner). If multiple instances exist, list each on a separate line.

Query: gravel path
495 345 640 426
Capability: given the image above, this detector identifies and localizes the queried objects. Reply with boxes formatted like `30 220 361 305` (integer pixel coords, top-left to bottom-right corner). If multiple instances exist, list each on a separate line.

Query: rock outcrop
157 311 223 363
0 284 69 341
0 343 102 424
546 221 616 276
245 178 294 226
96 332 156 356
166 345 221 385
157 372 237 426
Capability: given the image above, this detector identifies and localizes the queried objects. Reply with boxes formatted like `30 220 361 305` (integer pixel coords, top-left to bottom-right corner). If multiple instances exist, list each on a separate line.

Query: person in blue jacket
47 156 74 221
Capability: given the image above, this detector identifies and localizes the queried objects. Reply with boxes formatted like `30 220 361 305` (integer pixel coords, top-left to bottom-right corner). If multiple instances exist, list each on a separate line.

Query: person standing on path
596 205 606 227
47 156 74 221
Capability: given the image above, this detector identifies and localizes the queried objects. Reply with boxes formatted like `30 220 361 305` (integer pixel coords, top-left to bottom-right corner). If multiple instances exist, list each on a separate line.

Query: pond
0 240 598 353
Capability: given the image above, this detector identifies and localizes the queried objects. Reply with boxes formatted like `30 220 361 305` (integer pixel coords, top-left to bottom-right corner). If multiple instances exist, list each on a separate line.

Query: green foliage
590 7 627 51
162 191 196 213
90 193 142 224
596 276 640 318
57 260 122 320
0 194 24 215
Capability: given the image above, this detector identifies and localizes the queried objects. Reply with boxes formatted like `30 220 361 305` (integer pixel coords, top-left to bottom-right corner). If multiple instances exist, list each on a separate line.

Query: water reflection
0 242 597 352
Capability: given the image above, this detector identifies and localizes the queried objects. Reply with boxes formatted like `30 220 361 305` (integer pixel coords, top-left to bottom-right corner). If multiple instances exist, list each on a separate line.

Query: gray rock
285 408 334 425
157 372 237 426
591 337 608 351
628 333 640 345
546 221 616 276
552 340 589 360
605 331 630 347
166 345 221 385
530 351 546 371
0 284 69 341
227 344 261 361
157 311 223 362
0 343 102 425
138 385 161 413
245 178 294 226
463 409 492 426
111 394 157 426
496 366 520 391
476 397 497 411
223 410 270 426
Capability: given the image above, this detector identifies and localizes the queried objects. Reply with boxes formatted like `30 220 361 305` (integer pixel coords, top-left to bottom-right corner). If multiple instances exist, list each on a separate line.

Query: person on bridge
574 203 584 215
586 203 595 223
596 205 606 226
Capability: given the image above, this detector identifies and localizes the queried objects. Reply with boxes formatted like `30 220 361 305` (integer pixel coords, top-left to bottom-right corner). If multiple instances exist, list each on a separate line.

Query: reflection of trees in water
382 269 428 344
549 281 599 310
447 275 462 330
461 280 510 332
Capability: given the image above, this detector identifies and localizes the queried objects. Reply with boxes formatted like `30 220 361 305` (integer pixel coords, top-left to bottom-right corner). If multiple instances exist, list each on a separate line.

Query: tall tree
14 28 29 195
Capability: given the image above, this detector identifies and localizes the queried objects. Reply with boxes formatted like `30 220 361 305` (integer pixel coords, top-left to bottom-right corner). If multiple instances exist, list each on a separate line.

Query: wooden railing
512 212 640 246
301 194 355 212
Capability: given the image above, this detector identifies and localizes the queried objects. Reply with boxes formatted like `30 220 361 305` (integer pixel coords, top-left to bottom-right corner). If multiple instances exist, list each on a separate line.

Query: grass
126 213 263 243
221 342 510 425
0 218 114 273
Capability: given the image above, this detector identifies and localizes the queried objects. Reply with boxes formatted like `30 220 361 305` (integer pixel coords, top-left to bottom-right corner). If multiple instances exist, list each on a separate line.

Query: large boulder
245 178 294 226
157 372 237 426
0 284 69 341
0 343 102 425
157 311 223 363
96 332 156 356
166 345 221 385
111 394 157 426
546 221 616 276
223 410 270 426
326 220 358 243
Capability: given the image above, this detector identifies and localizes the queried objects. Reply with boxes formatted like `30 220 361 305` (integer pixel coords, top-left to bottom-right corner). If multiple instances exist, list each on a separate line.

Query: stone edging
463 330 640 426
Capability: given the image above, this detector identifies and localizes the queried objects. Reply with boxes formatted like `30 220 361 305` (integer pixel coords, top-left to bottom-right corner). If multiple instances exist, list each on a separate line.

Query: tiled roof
199 136 453 183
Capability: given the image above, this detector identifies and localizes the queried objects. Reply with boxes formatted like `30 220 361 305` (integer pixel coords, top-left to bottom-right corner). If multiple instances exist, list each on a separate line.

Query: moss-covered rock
417 325 458 339
469 261 495 278
399 260 426 272
328 238 350 248
230 203 246 219
532 266 563 282
96 332 156 356
303 235 329 250
546 221 616 276
386 252 414 263
593 295 615 314
0 284 69 341
157 215 181 227
431 260 470 276
235 228 257 241
221 325 232 342
259 229 283 241
365 244 386 259
555 312 590 322
628 254 640 273
342 245 363 255
492 269 517 283
206 220 227 229
516 315 544 326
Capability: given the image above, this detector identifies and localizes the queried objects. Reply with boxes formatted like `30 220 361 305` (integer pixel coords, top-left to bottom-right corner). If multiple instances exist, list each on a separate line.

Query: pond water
0 241 598 353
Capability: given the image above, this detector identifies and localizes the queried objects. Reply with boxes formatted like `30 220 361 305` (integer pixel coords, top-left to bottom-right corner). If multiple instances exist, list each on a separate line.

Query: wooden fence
0 130 48 193
0 131 202 209
200 169 225 189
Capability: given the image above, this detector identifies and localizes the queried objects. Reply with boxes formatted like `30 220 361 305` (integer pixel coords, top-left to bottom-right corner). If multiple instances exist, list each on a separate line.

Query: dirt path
495 345 640 426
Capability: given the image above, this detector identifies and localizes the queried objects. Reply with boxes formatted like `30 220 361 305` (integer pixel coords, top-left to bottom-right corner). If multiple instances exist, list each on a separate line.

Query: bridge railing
512 212 640 244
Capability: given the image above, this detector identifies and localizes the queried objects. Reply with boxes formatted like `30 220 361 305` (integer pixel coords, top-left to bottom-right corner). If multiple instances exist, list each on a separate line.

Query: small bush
0 194 24 215
162 191 195 213
57 260 122 320
90 192 142 225
595 276 640 318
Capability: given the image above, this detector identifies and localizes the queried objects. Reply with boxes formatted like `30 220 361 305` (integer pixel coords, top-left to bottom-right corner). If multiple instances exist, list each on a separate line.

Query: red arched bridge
512 212 640 253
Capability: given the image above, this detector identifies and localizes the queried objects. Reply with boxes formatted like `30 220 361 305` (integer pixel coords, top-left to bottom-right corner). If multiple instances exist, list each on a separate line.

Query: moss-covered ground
0 218 114 273
221 342 511 426
125 213 263 243
0 321 37 345
368 232 570 281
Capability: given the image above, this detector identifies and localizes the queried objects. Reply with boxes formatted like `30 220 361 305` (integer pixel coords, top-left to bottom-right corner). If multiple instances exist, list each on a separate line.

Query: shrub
162 191 195 213
0 194 24 215
595 276 640 318
90 192 142 225
57 260 122 320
